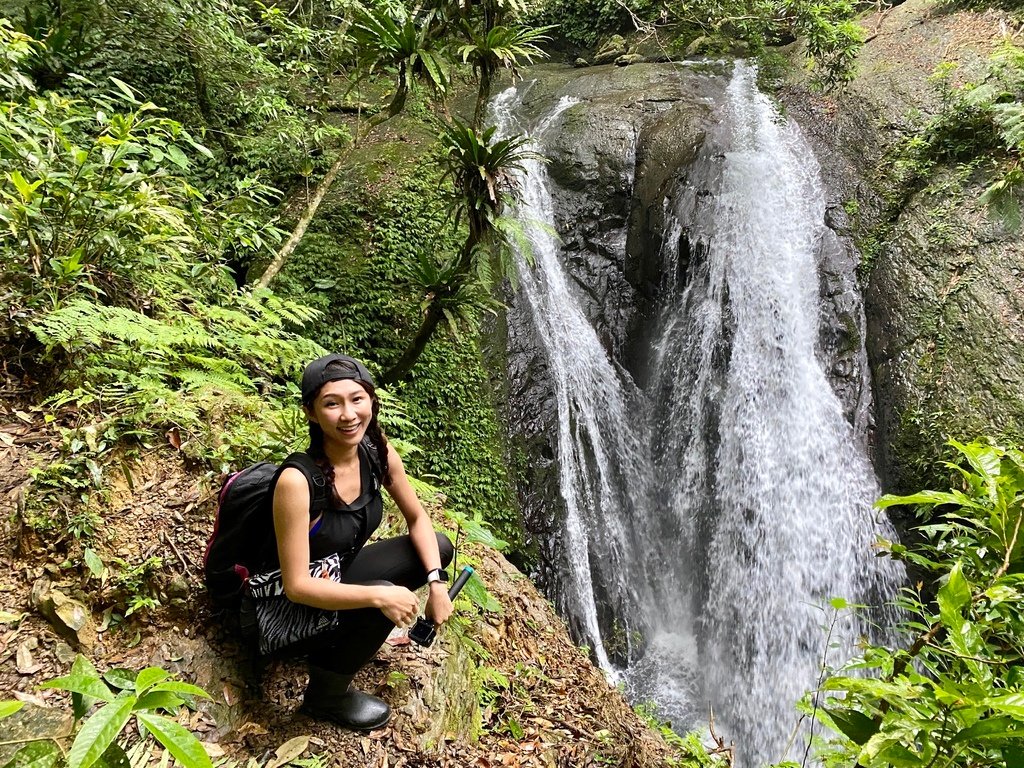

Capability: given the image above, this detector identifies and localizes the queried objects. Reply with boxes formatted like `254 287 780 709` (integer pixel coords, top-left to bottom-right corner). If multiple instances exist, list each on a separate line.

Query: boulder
30 578 97 649
614 53 645 67
593 35 627 65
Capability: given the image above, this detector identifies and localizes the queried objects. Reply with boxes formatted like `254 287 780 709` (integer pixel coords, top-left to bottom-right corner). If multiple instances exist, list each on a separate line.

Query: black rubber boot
299 666 391 731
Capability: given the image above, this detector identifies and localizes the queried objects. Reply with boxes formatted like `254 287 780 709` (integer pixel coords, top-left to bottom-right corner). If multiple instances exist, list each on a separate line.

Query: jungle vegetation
1 0 1022 766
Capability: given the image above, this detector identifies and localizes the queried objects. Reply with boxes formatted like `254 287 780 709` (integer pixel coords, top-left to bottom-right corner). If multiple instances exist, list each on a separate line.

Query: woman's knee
436 532 454 568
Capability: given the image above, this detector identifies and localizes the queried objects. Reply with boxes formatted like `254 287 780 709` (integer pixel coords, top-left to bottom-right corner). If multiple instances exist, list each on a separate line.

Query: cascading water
494 62 905 767
491 88 652 673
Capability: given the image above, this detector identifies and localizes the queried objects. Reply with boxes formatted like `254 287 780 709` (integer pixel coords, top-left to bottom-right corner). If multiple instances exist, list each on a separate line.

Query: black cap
301 354 375 403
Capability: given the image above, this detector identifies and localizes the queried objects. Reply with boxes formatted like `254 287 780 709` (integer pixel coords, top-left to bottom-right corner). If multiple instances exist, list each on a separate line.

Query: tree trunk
254 150 348 290
380 298 447 386
474 67 492 128
381 215 487 384
254 107 402 291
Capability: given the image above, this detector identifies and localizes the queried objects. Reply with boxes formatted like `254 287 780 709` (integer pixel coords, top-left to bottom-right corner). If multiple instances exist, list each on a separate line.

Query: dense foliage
0 0 529 581
0 22 322 464
530 0 866 89
813 440 1024 768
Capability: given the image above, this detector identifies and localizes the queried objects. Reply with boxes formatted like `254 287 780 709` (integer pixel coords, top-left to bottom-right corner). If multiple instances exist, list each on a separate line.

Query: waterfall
494 62 905 767
491 88 651 674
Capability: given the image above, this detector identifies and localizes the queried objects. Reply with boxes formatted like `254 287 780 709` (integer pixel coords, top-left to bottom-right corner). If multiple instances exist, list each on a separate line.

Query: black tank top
267 443 383 573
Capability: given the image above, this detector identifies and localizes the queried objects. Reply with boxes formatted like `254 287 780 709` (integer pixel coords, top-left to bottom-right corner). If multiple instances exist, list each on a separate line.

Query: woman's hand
376 585 420 628
425 582 453 625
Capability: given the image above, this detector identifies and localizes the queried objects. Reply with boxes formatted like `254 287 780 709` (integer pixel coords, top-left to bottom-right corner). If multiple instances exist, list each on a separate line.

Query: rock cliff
780 0 1024 492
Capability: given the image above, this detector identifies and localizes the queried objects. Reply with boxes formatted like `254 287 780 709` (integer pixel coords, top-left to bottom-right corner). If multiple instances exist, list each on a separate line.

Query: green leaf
133 691 185 713
108 77 137 102
951 716 1024 743
875 490 966 509
0 700 25 719
84 548 104 578
9 170 41 202
937 561 971 629
461 573 500 613
102 669 136 692
986 693 1024 719
71 692 91 722
825 707 879 746
147 681 210 698
951 439 1003 485
166 145 189 170
1003 744 1024 765
133 667 170 694
136 712 213 768
91 742 130 768
41 655 115 703
66 693 134 768
187 140 214 159
3 741 62 768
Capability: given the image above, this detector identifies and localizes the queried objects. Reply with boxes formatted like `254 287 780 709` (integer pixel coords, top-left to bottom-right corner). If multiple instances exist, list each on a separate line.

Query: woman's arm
274 467 419 626
383 445 454 624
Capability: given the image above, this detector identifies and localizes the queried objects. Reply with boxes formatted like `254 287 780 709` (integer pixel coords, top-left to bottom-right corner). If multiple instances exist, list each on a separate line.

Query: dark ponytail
307 421 341 508
360 381 391 486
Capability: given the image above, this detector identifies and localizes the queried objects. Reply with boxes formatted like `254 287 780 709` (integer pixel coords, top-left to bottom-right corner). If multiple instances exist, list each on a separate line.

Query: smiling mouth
339 423 361 432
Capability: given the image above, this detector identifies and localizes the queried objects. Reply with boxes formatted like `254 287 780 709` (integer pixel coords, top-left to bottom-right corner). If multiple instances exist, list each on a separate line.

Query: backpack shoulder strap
281 452 330 514
359 437 383 490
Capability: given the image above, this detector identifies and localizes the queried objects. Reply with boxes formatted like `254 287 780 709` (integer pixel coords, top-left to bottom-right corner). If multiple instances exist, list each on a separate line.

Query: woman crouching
268 353 453 729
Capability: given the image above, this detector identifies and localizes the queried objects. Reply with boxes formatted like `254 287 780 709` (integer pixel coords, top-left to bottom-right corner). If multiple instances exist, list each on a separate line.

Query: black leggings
290 532 454 674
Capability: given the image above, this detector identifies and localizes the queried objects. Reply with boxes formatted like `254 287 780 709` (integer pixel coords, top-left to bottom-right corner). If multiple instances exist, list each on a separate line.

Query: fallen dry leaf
266 735 309 768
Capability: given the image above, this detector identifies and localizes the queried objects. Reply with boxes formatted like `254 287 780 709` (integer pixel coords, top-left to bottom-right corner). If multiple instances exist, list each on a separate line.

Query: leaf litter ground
0 396 690 768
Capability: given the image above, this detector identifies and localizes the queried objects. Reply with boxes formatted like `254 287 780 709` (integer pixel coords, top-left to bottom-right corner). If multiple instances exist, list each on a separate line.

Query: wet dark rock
492 63 729 589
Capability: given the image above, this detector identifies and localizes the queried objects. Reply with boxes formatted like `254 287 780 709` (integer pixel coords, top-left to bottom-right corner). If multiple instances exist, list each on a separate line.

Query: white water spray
492 88 651 675
495 63 905 767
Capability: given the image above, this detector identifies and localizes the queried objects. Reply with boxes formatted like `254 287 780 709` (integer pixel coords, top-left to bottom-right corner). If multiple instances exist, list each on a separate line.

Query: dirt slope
0 395 700 767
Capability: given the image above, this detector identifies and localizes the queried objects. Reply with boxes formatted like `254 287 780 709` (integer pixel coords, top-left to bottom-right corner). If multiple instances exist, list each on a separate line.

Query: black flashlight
409 566 474 647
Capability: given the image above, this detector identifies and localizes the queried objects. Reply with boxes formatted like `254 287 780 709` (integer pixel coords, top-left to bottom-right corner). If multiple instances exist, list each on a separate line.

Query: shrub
814 440 1024 768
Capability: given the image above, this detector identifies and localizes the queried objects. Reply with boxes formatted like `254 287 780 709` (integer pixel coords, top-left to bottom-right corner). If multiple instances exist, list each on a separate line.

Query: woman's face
306 379 374 449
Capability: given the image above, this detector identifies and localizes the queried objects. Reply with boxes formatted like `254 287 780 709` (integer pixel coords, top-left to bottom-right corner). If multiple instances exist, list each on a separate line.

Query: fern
29 290 325 463
992 102 1024 151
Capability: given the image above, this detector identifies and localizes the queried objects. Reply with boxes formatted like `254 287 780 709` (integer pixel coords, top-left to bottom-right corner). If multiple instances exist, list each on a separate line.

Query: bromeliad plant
813 440 1024 768
0 656 212 768
351 5 450 120
381 122 532 384
459 23 552 125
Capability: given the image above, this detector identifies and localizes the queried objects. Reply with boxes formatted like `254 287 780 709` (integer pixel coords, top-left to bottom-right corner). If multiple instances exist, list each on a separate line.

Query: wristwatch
426 568 449 584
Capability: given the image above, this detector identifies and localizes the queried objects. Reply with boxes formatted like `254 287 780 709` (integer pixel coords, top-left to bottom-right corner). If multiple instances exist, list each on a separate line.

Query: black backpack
203 452 328 609
203 441 385 609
